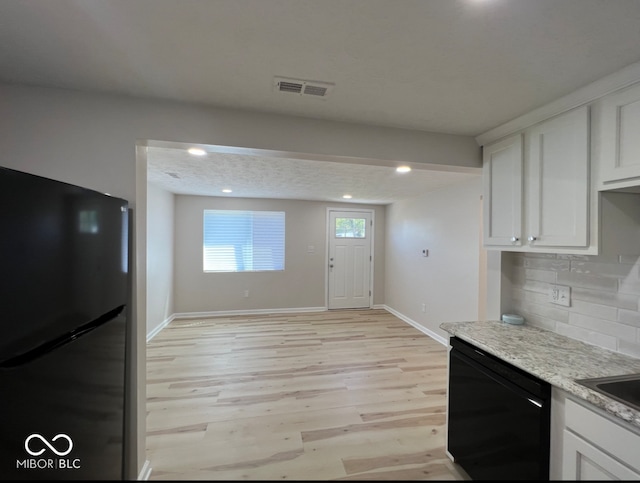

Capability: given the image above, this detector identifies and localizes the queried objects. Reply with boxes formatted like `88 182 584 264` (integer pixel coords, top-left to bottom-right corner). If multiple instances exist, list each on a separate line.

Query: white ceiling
4 0 640 202
146 145 480 204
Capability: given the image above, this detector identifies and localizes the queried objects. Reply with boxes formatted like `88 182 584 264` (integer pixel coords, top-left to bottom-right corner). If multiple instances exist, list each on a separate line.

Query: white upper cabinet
526 106 589 248
598 82 640 188
482 106 591 252
482 134 523 247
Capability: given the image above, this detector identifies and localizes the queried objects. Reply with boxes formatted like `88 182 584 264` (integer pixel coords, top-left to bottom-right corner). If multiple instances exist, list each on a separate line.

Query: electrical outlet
244 290 249 298
548 284 570 307
421 303 426 312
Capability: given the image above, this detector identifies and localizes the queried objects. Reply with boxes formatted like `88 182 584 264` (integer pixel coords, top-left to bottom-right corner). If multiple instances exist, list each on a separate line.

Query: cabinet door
482 133 523 247
526 106 589 247
562 430 640 480
600 83 640 184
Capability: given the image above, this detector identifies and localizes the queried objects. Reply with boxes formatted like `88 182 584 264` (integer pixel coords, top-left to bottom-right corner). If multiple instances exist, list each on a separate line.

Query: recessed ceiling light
188 148 206 156
343 194 352 199
222 189 232 193
396 166 412 173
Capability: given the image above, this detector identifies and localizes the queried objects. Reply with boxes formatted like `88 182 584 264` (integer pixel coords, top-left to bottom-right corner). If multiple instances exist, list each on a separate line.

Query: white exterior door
328 210 372 309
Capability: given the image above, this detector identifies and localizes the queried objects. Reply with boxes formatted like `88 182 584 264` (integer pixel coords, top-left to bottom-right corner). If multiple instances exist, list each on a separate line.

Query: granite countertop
440 320 640 430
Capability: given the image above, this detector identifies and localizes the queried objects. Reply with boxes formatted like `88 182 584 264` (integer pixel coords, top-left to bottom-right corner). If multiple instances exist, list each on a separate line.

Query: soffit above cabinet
476 64 640 147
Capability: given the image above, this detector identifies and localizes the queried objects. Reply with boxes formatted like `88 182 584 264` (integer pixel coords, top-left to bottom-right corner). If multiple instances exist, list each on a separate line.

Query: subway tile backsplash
506 252 640 358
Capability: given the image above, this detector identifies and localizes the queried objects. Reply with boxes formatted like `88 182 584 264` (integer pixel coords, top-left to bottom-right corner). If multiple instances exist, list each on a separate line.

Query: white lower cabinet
563 430 640 480
561 396 640 480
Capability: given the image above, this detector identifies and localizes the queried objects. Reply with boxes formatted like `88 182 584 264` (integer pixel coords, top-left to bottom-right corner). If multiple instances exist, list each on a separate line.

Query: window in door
334 217 366 238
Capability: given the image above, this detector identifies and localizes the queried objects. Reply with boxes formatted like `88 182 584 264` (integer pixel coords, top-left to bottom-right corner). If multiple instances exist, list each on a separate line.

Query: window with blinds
203 210 285 272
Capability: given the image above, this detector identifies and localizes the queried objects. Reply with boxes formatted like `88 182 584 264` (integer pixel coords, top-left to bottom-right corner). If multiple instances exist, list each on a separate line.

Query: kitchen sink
576 373 640 412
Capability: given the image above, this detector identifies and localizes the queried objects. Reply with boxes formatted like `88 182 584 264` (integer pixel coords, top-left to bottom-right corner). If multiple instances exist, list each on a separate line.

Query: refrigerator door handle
0 305 125 369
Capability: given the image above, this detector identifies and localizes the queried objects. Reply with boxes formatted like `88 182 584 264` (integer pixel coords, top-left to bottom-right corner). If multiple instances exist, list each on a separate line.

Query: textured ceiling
146 146 479 205
4 0 640 201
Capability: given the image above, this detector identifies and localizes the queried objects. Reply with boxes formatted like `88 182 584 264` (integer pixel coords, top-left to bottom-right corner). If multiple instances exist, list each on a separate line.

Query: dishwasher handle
450 336 549 399
450 347 549 408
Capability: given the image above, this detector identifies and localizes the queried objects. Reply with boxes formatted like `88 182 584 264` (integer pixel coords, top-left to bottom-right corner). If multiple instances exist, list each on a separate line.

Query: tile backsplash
505 252 640 358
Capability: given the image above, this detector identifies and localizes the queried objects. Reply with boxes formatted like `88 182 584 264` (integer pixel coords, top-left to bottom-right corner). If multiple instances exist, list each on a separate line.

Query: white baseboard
137 460 152 480
172 306 328 320
146 314 176 342
382 305 448 346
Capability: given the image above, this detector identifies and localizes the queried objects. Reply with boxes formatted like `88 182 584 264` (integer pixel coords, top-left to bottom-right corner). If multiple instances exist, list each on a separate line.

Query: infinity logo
24 434 73 457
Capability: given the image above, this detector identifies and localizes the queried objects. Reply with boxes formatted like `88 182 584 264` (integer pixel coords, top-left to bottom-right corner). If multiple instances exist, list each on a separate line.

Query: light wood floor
145 309 469 480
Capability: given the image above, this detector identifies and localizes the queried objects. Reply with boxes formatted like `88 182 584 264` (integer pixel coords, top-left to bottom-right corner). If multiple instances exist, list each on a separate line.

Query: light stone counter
440 320 640 429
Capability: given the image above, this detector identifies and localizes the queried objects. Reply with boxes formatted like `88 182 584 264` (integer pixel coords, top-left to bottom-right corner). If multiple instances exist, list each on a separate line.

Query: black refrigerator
0 166 129 480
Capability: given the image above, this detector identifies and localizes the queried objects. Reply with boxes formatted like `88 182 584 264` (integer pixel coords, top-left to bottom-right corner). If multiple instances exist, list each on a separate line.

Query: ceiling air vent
278 80 303 94
274 77 334 99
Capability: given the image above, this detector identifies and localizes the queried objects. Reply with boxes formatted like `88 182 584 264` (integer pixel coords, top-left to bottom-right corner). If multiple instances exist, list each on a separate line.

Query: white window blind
203 210 285 272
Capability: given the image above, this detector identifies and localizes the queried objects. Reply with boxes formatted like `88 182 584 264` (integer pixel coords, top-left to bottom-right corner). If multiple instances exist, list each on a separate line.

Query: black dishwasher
447 336 551 480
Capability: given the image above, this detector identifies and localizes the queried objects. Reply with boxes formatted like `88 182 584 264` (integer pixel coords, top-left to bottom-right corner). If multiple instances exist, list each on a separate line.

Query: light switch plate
548 284 571 307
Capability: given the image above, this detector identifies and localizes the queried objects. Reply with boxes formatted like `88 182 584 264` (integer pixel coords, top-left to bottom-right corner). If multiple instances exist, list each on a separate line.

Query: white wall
146 183 175 338
385 176 483 342
0 82 480 478
174 196 385 313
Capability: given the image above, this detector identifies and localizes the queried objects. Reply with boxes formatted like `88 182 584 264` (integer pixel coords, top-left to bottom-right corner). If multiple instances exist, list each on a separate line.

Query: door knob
528 236 537 242
511 236 519 243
